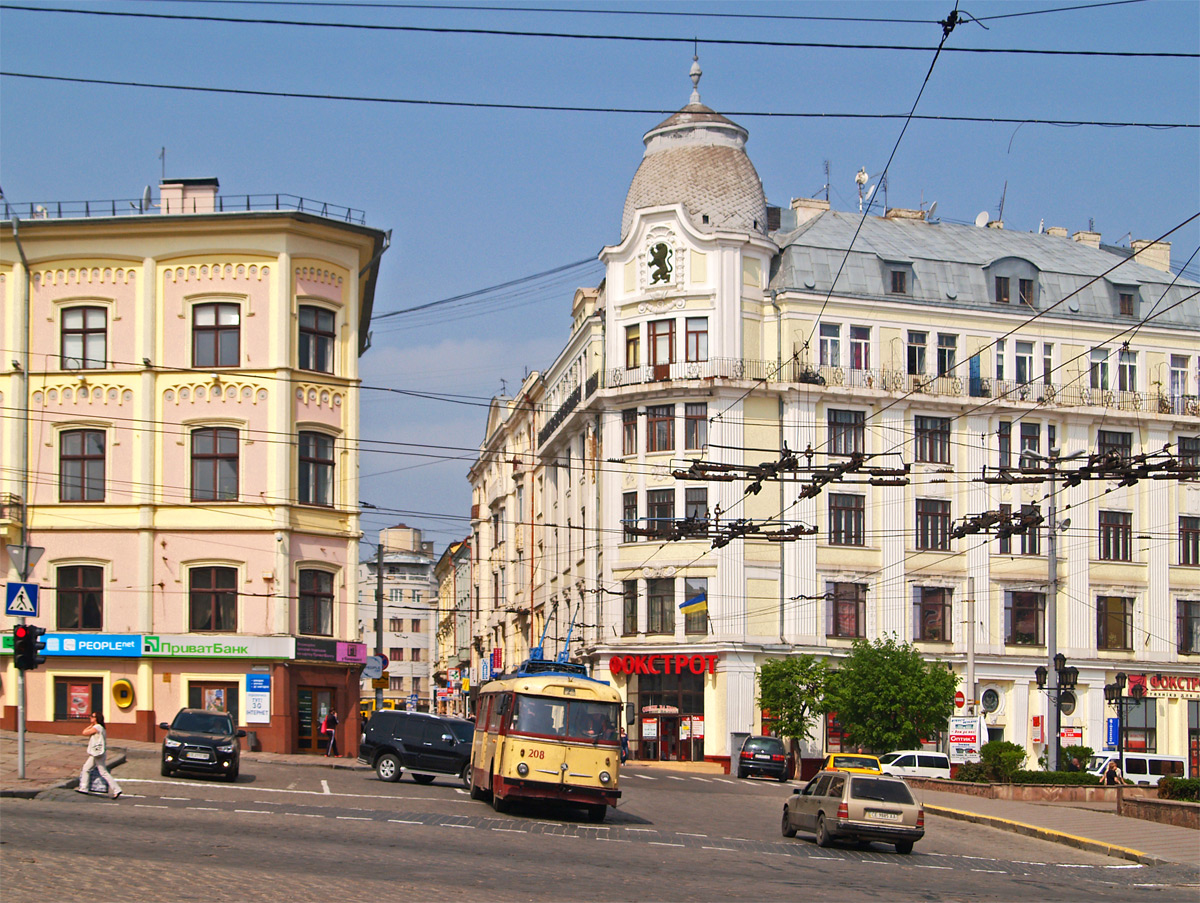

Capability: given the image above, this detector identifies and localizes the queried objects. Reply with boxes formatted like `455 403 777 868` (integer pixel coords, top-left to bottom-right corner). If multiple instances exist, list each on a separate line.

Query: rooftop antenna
141 185 152 213
882 173 889 211
499 378 508 396
997 180 1008 222
824 160 831 203
158 146 165 180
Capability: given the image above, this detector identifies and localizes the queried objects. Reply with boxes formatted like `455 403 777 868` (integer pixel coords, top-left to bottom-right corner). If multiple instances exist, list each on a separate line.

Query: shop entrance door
297 687 333 754
659 716 680 761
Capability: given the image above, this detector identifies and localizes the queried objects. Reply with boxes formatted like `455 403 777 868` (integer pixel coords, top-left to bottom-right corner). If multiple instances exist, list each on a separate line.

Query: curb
0 752 127 799
925 804 1166 866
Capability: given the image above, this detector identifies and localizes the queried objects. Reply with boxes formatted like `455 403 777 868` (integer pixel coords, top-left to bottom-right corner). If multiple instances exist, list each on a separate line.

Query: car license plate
754 754 771 760
866 810 900 821
185 752 211 760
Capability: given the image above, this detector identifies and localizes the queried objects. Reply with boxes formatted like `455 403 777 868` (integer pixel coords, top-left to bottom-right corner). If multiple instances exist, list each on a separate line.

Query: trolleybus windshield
510 694 619 743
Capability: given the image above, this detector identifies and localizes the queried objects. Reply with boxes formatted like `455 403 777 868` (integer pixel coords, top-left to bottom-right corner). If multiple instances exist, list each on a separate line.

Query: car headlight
599 771 612 785
164 738 182 748
516 762 529 777
217 744 234 753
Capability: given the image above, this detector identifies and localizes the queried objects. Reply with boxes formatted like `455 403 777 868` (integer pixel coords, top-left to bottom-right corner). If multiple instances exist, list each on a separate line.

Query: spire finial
689 50 702 105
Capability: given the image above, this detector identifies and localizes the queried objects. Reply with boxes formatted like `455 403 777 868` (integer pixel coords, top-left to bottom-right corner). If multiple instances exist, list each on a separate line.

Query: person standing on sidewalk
323 708 340 757
1103 760 1125 785
77 711 121 799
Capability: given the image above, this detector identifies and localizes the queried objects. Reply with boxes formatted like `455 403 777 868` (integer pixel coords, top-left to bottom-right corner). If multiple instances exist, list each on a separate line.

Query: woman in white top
77 711 122 799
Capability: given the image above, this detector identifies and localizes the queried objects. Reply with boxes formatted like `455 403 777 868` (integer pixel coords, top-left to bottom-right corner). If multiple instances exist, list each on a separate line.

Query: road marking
118 778 472 804
336 816 372 821
596 838 630 843
915 865 953 870
161 797 190 801
1054 864 1097 869
677 832 707 837
1104 865 1144 870
235 809 271 814
253 800 282 805
808 856 839 861
629 774 655 780
970 869 1005 874
285 813 325 818
666 776 686 781
713 779 735 784
702 846 737 852
388 819 424 824
491 828 528 834
625 828 656 833
286 781 298 790
321 780 331 795
689 777 712 783
134 804 168 809
649 842 684 847
187 807 219 811
455 788 468 795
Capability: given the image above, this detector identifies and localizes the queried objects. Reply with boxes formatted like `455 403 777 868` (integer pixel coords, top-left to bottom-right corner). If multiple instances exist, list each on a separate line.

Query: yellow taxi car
822 753 882 774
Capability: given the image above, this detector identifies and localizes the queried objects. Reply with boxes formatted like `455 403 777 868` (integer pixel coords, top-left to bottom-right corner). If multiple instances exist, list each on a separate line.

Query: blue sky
2 1 1197 551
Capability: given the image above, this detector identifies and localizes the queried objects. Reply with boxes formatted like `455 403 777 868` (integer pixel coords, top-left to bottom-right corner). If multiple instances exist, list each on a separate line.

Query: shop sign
491 648 503 671
642 705 679 715
294 637 368 664
142 634 294 659
948 715 983 763
1060 726 1083 743
1031 715 1044 744
45 633 142 657
609 653 718 676
641 717 659 740
690 715 704 739
245 674 271 724
1145 673 1200 699
448 668 460 681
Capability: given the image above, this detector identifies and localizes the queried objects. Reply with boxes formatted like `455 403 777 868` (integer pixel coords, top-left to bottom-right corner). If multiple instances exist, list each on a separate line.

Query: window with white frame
820 323 841 367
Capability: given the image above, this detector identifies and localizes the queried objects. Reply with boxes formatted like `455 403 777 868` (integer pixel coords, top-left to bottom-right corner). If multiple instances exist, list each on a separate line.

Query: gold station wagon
782 770 925 854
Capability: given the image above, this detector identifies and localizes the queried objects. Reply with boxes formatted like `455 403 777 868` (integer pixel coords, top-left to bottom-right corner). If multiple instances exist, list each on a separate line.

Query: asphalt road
2 750 1197 902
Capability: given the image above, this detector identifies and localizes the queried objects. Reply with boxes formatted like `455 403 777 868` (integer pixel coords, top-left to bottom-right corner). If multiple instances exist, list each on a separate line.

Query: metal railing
3 194 366 225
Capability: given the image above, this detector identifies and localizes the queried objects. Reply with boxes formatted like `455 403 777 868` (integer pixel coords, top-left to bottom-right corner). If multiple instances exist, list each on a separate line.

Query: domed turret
621 57 768 240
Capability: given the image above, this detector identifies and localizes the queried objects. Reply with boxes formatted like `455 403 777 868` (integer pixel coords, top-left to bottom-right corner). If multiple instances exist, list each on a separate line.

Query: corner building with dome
466 63 1200 774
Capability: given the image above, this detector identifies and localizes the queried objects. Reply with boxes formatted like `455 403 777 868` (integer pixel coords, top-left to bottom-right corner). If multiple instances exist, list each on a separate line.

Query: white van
879 750 952 780
1087 753 1187 786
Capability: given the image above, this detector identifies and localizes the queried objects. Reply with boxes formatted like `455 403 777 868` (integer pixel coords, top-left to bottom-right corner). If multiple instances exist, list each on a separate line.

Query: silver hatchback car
782 770 924 854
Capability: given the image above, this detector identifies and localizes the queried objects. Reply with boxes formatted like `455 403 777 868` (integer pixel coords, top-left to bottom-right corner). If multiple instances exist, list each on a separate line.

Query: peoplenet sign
142 635 294 659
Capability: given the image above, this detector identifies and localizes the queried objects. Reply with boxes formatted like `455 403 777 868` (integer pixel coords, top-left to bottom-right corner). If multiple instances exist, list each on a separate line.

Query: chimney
1046 226 1068 238
1130 239 1171 273
986 220 1004 229
790 197 830 227
159 177 219 215
1072 230 1101 249
885 208 925 221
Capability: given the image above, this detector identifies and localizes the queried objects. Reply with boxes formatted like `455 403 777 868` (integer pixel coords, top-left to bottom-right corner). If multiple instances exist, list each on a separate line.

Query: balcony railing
0 493 24 526
3 194 366 225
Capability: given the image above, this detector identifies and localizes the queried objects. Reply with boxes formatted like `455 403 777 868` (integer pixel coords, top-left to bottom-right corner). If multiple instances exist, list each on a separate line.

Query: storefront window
627 670 705 762
189 682 240 725
54 678 102 720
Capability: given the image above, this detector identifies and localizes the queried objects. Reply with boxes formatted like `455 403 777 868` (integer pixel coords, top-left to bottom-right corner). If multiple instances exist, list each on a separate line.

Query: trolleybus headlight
517 762 529 777
599 771 612 785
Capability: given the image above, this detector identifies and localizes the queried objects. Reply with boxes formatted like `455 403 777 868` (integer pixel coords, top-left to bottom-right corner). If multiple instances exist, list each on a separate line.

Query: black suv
160 708 246 781
359 710 474 786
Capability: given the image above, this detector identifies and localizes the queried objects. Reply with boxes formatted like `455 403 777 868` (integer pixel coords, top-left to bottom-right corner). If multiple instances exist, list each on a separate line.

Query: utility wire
2 73 1193 129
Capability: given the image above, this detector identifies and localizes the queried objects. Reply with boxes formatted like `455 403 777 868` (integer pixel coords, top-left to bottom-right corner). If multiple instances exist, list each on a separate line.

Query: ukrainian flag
679 590 707 614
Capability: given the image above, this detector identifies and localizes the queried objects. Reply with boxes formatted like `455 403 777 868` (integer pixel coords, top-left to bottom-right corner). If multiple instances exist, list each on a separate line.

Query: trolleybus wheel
469 770 487 800
491 791 510 814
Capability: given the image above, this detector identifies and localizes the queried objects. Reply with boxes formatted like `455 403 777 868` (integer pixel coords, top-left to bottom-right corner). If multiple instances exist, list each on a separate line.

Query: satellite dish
141 185 152 212
974 211 989 228
864 184 877 202
925 201 938 222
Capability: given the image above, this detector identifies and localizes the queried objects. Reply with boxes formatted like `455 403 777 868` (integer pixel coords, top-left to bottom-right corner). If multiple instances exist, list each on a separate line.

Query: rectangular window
298 431 334 506
1119 292 1135 316
891 270 907 294
59 429 105 502
916 499 951 551
1019 278 1034 306
646 405 674 453
389 647 403 661
1097 596 1132 651
1015 341 1034 385
995 276 1010 304
623 580 638 636
1180 437 1200 469
413 678 422 697
388 618 403 632
189 566 237 632
1043 343 1054 385
1123 698 1156 753
298 305 335 373
1098 429 1132 460
995 339 1006 381
914 416 950 464
1169 355 1189 410
684 403 707 450
622 410 637 456
998 421 1011 470
388 588 402 603
907 331 926 375
684 576 707 636
626 324 640 369
685 317 708 363
1019 504 1041 556
411 647 422 662
936 334 956 377
191 427 239 501
1099 510 1132 561
411 618 421 632
1182 516 1200 566
998 503 1012 555
646 489 674 538
1090 348 1109 390
684 487 707 523
193 302 240 368
1019 422 1040 470
826 582 866 638
56 565 103 630
54 678 103 721
829 493 864 546
850 326 871 370
819 323 841 367
828 409 865 456
647 578 675 635
1006 591 1045 645
61 307 107 370
1118 349 1137 392
648 319 675 374
299 569 334 636
623 492 638 542
1178 600 1200 654
390 677 405 692
913 587 951 642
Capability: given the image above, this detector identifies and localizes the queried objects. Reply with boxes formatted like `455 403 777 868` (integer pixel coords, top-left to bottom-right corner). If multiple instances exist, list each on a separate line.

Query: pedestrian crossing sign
5 582 39 617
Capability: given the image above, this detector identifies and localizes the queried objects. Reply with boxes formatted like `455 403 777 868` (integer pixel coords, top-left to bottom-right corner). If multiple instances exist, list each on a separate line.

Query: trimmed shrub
1060 745 1094 771
1011 770 1101 785
1157 777 1200 801
951 761 991 783
981 740 1026 783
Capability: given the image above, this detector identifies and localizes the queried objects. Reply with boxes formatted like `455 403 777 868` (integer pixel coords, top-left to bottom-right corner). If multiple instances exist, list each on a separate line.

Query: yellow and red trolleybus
469 657 622 822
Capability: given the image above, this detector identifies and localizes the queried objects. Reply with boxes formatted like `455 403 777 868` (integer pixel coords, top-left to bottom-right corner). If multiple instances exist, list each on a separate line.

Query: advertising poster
205 687 227 712
679 719 691 741
690 715 705 738
641 717 658 740
948 715 983 763
69 684 90 717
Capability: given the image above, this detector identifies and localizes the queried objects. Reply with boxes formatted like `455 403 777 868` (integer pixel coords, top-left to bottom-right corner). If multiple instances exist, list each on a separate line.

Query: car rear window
850 777 915 805
831 755 878 770
744 738 784 753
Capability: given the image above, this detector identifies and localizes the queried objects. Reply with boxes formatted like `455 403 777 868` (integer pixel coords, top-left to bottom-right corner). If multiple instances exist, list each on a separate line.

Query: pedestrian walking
1103 760 1125 785
619 728 629 765
323 708 340 757
77 711 122 799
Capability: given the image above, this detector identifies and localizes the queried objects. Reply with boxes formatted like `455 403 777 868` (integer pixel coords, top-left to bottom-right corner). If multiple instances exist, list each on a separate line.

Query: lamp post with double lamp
1103 672 1146 778
1035 653 1079 770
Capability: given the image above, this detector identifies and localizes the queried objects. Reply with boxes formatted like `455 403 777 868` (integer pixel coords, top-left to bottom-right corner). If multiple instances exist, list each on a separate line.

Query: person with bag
323 708 340 757
77 711 122 799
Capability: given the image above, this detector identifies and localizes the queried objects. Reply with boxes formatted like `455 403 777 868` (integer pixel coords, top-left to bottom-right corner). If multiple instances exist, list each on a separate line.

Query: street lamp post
1103 672 1146 777
1035 653 1078 770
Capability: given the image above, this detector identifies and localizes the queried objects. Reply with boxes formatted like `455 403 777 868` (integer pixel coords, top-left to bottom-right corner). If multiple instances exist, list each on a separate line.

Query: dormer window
891 270 908 294
1117 288 1138 317
988 258 1039 306
1019 279 1035 306
995 276 1011 304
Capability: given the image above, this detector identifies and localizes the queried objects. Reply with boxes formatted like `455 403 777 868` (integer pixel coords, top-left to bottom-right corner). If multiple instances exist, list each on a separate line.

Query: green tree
823 635 958 752
756 655 828 746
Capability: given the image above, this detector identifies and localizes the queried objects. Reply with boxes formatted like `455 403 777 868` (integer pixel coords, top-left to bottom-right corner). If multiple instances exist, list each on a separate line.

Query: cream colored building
469 67 1200 772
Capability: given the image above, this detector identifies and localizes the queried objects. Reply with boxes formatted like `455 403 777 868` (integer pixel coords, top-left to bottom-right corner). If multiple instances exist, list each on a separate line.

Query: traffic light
12 624 47 671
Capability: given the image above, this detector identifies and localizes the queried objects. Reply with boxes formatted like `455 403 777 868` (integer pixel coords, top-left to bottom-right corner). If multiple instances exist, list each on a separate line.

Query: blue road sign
1106 717 1120 748
5 582 39 617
